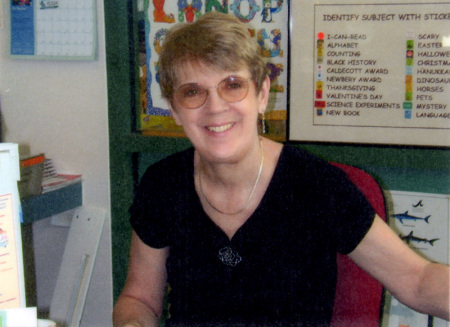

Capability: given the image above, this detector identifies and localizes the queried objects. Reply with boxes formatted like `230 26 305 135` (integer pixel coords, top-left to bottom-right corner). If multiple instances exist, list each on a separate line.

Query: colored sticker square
404 109 412 119
403 102 413 110
315 101 326 108
317 108 323 116
405 92 413 101
406 58 414 66
405 66 413 74
317 48 324 57
405 75 413 83
406 50 414 58
317 72 323 80
316 81 323 90
406 40 414 50
316 90 323 99
405 83 413 93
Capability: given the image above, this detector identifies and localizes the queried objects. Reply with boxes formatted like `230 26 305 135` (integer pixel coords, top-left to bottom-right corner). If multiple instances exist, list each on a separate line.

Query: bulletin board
289 0 450 146
138 0 289 140
10 0 97 60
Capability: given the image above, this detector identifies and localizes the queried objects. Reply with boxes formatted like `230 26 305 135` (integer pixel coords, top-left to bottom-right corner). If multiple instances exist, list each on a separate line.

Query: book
18 153 45 198
43 158 57 179
42 174 82 193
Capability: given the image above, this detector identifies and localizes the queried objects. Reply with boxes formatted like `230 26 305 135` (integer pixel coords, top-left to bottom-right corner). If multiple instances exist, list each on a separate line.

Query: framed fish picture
381 190 449 327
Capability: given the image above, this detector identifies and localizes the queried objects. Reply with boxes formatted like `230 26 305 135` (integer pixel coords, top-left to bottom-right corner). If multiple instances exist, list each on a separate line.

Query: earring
261 111 267 134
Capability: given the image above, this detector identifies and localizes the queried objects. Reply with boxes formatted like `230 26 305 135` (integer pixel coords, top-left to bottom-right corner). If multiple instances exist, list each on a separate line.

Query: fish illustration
400 231 439 246
392 211 430 224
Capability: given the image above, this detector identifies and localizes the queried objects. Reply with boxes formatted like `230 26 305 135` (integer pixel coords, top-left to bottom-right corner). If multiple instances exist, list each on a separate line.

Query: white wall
0 1 112 326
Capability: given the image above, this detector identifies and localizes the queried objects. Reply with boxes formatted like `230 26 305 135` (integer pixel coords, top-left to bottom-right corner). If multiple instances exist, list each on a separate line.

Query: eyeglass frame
172 76 253 109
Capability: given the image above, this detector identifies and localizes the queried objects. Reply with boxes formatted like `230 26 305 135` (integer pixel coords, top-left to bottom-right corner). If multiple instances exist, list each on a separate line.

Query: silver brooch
218 246 242 266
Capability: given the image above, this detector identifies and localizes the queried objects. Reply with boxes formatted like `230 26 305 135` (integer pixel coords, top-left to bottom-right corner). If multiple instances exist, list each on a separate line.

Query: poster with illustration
382 190 449 327
138 0 288 140
0 144 25 310
0 194 23 309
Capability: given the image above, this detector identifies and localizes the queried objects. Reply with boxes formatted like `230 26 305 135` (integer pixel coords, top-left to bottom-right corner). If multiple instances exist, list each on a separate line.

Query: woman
113 12 449 327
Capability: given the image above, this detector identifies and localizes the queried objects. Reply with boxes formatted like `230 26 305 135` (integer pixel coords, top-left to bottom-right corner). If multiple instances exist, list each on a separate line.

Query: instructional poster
290 1 450 146
0 194 22 309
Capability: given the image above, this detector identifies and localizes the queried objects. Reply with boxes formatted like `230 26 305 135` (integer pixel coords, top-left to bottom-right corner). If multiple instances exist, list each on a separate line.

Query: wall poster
290 0 449 146
138 0 289 140
0 194 23 309
0 144 25 310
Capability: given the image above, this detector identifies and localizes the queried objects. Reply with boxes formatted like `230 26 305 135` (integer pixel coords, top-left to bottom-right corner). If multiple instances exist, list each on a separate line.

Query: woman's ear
166 99 182 126
258 76 271 115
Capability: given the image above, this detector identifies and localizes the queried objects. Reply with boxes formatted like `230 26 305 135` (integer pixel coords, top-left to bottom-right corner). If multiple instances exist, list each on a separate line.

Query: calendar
10 0 97 60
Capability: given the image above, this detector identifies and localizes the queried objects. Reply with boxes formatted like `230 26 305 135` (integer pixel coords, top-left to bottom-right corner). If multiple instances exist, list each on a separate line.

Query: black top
130 145 375 326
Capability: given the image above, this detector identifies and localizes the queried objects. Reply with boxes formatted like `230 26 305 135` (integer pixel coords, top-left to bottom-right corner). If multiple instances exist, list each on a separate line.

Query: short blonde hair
158 12 267 99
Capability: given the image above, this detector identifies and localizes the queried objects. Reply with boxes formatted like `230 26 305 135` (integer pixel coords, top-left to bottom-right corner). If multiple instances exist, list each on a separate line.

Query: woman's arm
349 215 450 320
113 231 169 327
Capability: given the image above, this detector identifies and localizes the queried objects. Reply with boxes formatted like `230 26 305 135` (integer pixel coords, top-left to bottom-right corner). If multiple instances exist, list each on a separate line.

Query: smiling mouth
207 123 234 133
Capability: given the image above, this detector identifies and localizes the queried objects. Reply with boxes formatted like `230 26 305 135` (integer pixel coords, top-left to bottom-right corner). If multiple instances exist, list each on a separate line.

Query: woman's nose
203 88 228 114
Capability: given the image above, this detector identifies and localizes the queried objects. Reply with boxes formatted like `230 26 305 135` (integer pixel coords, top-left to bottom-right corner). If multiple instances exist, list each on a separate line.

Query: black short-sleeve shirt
130 145 375 326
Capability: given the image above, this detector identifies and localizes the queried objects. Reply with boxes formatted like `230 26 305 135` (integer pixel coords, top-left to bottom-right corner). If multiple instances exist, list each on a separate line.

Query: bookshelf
21 183 82 225
104 0 450 302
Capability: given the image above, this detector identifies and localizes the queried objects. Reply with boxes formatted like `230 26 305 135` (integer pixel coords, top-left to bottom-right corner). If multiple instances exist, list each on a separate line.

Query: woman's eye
226 80 244 89
185 89 198 97
182 85 202 97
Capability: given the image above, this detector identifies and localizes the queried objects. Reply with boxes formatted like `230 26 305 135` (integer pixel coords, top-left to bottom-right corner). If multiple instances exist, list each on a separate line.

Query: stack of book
18 154 45 198
18 155 82 197
41 159 81 193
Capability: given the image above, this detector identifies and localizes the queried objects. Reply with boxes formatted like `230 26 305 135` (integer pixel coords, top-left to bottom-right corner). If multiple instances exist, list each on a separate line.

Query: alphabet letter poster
137 0 288 140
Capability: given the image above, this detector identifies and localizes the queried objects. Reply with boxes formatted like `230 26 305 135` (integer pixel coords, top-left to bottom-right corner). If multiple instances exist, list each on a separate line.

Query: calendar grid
11 0 97 60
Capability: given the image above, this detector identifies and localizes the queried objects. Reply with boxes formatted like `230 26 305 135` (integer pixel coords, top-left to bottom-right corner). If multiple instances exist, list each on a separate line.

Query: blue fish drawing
392 211 430 224
400 231 439 246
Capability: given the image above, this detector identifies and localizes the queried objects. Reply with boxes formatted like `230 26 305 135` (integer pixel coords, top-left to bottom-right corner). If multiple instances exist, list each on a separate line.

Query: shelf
21 183 82 225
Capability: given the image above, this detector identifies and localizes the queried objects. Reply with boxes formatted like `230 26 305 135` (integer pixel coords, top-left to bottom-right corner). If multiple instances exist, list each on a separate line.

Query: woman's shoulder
279 143 332 170
274 143 349 189
139 147 195 185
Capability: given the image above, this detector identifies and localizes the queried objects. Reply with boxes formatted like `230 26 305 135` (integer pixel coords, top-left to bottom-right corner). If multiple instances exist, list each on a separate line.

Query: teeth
207 123 233 133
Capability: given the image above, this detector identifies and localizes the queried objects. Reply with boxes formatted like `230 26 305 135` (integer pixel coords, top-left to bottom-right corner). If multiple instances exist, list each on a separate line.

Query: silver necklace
198 139 264 215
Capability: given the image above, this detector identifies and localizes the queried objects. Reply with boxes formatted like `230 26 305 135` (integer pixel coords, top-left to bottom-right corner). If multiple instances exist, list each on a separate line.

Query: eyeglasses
173 76 252 109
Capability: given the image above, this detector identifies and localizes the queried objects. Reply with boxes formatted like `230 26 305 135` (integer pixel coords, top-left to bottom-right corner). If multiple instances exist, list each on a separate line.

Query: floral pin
218 246 242 266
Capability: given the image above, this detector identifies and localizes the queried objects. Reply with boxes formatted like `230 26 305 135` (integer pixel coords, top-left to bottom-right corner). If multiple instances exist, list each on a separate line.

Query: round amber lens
175 84 208 109
217 77 249 103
